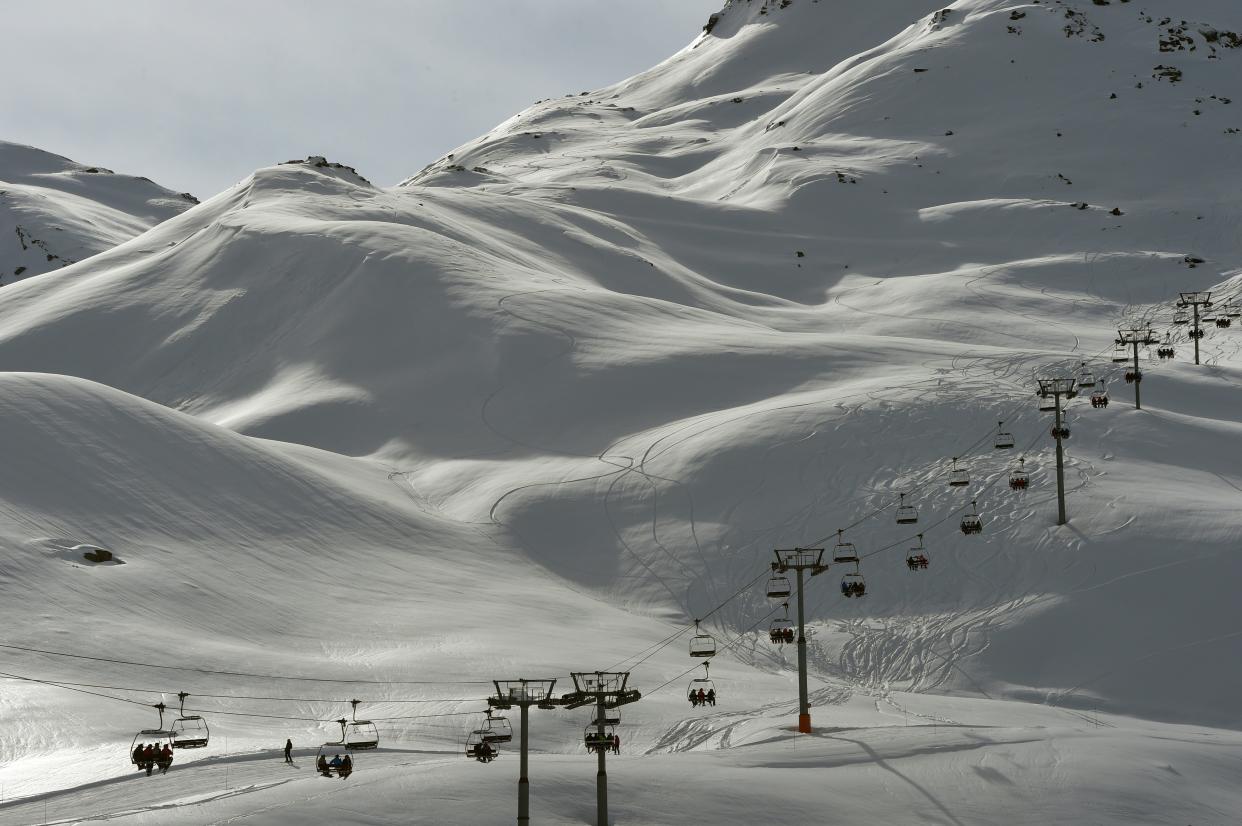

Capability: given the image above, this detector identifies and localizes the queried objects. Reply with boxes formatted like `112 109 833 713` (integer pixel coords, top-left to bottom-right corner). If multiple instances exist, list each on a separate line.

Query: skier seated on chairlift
706 688 716 707
338 754 353 777
697 688 707 706
142 743 157 776
317 754 331 775
688 689 699 707
133 743 147 772
611 733 621 754
156 744 174 774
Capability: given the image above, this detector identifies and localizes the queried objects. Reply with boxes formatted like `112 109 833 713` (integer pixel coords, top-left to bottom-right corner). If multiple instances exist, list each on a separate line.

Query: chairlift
1009 458 1030 490
1050 424 1070 440
584 726 614 752
1090 386 1110 408
1077 363 1096 389
833 528 859 563
1202 307 1218 322
769 617 795 644
343 700 379 751
1111 344 1129 363
895 492 918 525
1227 303 1241 318
960 500 983 535
840 564 866 598
128 703 175 771
481 708 513 744
948 457 969 488
765 574 792 600
316 720 358 777
1173 308 1190 325
687 661 717 708
1189 328 1205 339
170 693 209 750
466 729 499 763
994 421 1015 450
1124 369 1140 384
689 619 716 658
1216 317 1232 328
906 533 929 571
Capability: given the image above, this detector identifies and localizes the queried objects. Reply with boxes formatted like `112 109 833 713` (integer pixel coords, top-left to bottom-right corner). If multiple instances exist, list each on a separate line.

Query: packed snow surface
2 0 1241 823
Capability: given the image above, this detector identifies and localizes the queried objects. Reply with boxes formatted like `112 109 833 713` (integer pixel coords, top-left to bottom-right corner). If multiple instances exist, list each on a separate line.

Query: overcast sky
5 0 721 197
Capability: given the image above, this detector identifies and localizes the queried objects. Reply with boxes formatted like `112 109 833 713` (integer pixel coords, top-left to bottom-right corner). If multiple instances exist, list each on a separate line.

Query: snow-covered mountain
2 2 1241 823
0 141 196 284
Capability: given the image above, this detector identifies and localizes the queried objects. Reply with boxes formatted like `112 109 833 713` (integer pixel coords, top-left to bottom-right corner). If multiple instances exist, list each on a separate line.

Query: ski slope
0 141 196 284
1 1 1241 822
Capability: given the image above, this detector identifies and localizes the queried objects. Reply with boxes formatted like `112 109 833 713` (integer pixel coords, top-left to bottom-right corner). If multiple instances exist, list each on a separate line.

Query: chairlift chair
170 693 209 749
1090 386 1110 408
833 529 859 563
906 533 929 570
895 493 918 525
948 457 970 488
481 709 513 744
1202 307 1219 322
769 617 795 644
584 726 614 752
765 574 792 600
840 565 866 598
316 721 358 777
994 422 1016 450
689 619 716 658
687 662 717 708
466 729 499 763
128 703 174 769
343 700 379 751
1173 309 1190 325
1077 363 1096 389
1216 317 1232 328
1189 328 1204 339
1228 303 1241 318
960 500 983 535
1009 458 1030 490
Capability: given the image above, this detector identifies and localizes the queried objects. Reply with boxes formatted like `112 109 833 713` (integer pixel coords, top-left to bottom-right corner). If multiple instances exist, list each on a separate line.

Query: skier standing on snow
284 738 293 763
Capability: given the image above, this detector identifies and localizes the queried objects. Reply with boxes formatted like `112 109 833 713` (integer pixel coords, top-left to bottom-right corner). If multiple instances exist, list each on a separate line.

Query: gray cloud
4 0 722 197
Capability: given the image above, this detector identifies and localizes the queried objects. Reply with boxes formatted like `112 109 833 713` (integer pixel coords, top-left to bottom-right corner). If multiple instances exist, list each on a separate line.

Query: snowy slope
0 141 196 284
1 1 1242 822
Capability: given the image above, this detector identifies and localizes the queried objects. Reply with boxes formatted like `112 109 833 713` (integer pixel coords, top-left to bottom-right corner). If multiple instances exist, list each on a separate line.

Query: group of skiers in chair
317 753 353 777
688 687 716 707
132 743 174 776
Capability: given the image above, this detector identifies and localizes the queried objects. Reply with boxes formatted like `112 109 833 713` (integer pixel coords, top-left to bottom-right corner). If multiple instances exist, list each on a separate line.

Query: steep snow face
0 141 197 284
2 2 1242 815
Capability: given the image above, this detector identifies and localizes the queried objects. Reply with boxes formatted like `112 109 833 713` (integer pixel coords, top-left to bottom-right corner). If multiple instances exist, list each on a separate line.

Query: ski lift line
606 569 772 672
803 385 1058 548
0 668 489 725
0 673 486 705
643 606 782 699
857 428 1048 561
0 670 156 710
0 643 493 685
